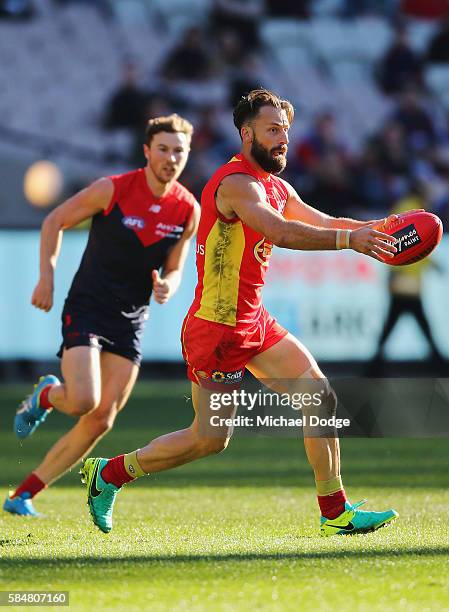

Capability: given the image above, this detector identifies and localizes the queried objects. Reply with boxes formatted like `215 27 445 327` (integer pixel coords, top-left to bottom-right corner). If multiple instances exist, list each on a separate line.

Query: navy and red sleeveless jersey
67 168 197 315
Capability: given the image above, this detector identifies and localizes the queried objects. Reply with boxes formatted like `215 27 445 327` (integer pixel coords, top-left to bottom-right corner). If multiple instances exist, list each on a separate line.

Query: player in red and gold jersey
83 90 399 536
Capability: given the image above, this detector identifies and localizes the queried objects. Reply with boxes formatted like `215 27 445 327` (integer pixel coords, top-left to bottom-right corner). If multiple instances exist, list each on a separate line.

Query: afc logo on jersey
254 237 273 267
122 216 146 230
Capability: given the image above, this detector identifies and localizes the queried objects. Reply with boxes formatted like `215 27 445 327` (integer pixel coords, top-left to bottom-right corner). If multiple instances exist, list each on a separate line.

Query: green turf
1 382 448 611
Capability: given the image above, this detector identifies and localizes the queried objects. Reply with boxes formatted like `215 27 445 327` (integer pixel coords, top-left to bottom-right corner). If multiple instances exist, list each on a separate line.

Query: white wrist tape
336 229 351 250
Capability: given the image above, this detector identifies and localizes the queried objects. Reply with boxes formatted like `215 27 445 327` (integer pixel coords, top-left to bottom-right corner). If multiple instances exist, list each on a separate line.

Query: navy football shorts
57 301 147 365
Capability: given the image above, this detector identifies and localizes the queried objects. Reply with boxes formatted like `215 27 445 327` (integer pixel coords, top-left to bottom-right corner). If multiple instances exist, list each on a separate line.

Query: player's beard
251 137 287 174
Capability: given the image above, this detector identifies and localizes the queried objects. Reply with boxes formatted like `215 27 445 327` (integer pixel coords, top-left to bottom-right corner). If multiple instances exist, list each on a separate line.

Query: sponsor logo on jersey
254 237 273 266
392 223 421 254
211 369 244 384
122 216 146 230
149 204 161 213
155 222 184 240
156 222 183 233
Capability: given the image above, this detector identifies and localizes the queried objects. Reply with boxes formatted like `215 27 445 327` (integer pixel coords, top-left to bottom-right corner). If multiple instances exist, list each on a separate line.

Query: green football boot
80 458 120 534
320 500 398 536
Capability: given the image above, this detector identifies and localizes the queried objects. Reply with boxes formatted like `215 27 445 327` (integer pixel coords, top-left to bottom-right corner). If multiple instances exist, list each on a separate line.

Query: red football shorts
181 306 288 389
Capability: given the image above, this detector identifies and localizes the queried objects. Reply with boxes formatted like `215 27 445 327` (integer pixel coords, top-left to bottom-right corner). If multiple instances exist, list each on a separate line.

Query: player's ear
143 144 150 160
241 124 253 145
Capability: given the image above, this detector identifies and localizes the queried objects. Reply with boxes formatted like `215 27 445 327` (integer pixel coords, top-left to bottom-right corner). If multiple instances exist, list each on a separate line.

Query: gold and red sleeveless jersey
190 153 289 327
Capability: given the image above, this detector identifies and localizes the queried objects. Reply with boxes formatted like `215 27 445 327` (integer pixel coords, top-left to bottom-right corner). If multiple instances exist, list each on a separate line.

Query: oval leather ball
379 210 443 266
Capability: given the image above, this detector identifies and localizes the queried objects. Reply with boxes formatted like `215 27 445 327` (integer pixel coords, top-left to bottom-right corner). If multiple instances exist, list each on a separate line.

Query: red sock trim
100 455 134 488
12 473 47 499
318 489 347 519
39 385 54 410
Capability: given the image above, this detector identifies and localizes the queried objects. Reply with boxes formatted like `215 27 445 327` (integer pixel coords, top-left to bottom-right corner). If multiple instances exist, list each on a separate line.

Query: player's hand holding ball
368 210 442 266
347 221 398 262
31 274 54 312
342 210 443 265
152 269 171 304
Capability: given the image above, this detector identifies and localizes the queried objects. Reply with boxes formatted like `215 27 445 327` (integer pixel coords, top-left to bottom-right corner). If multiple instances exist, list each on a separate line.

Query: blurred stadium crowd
2 0 449 227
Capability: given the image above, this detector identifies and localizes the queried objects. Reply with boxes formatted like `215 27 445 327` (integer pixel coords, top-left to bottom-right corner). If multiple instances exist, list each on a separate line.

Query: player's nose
276 136 288 149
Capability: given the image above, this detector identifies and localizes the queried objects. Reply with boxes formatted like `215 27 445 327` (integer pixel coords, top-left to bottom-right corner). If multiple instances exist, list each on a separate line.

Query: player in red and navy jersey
82 90 399 536
5 115 200 517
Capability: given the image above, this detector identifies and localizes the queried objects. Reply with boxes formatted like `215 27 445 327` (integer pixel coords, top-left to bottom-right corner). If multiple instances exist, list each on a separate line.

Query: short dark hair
145 114 194 145
233 89 294 137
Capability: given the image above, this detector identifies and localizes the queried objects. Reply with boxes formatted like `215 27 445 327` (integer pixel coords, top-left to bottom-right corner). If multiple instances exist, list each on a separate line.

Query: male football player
82 90 399 536
5 115 199 517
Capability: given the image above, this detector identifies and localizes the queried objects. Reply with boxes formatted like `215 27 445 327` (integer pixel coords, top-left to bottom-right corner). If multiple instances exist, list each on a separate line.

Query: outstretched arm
282 179 386 230
216 173 396 260
32 178 114 312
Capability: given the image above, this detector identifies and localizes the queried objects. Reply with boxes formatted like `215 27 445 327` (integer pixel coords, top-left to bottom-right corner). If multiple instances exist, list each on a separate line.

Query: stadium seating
353 16 392 62
0 4 408 159
426 65 449 107
406 18 438 53
148 0 210 35
0 0 447 227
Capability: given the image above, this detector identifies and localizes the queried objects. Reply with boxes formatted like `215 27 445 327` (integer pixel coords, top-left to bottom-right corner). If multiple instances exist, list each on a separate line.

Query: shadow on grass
1 547 449 566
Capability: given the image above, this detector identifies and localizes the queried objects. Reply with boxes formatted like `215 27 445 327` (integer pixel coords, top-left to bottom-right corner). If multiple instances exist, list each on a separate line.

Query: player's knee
70 392 100 416
330 387 337 415
302 384 338 437
195 436 230 457
211 436 230 454
323 386 337 417
88 412 115 438
303 377 337 418
309 386 338 418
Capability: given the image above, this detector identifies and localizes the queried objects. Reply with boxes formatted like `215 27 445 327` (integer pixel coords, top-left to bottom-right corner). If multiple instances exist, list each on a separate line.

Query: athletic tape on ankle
124 450 146 479
316 476 343 496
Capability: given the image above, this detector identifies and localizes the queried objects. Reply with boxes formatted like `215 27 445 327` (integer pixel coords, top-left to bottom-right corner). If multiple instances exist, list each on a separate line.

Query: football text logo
122 216 146 230
392 223 421 254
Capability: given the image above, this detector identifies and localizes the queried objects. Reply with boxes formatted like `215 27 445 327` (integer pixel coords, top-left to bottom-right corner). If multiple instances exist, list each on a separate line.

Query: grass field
1 382 448 611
